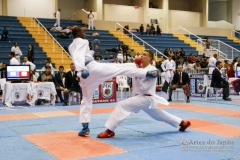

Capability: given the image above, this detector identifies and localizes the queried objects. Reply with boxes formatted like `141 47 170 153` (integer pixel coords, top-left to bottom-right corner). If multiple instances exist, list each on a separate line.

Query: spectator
183 60 191 71
0 63 7 78
135 52 141 58
227 64 235 78
63 63 82 106
27 44 34 63
146 24 150 35
38 66 58 85
9 52 20 65
123 25 129 34
211 61 231 101
31 69 39 82
200 58 208 68
224 60 230 71
42 59 55 74
1 26 9 41
88 11 94 30
54 8 61 27
187 53 194 63
55 66 66 103
156 25 162 36
180 48 185 57
11 42 22 63
22 56 36 71
194 60 201 70
139 24 144 35
150 24 156 35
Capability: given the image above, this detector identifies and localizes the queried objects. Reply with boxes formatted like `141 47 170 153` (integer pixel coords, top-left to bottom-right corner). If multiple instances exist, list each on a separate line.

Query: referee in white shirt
9 52 20 65
22 56 36 71
11 42 22 63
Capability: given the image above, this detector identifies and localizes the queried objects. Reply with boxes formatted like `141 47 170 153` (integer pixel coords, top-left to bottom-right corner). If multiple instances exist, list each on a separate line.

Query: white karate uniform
11 46 22 63
161 59 176 83
105 64 182 131
208 56 216 74
22 61 36 71
54 11 60 27
10 57 20 65
69 38 150 123
88 13 94 30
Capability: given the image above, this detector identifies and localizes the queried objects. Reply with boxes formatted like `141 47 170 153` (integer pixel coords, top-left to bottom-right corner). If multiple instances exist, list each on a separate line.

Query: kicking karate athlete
97 50 191 138
69 27 159 136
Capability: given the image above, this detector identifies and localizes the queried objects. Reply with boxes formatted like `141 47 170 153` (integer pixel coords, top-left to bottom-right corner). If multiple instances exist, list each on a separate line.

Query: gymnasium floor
0 94 240 160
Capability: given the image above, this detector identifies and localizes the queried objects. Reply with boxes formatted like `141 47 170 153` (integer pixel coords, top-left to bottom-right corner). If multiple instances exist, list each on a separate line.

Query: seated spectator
187 53 194 63
42 59 55 74
123 25 129 34
200 58 208 68
37 66 61 104
38 66 56 83
22 56 36 71
62 63 82 106
156 25 162 36
0 63 7 78
1 26 9 41
55 66 66 103
227 64 235 78
224 60 230 70
139 24 144 35
9 52 20 65
31 70 39 82
168 65 190 103
211 61 231 101
183 60 191 71
194 60 201 70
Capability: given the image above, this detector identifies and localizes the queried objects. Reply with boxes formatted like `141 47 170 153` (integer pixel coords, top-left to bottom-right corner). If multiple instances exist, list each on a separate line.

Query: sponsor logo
38 90 44 97
102 82 113 98
15 92 20 99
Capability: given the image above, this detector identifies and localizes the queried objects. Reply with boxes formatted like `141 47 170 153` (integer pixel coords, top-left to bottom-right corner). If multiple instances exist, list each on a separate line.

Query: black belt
136 94 152 96
85 60 94 66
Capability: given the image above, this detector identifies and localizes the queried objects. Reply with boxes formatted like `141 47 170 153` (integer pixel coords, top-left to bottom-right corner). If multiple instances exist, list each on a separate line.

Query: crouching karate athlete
69 27 159 136
97 50 191 138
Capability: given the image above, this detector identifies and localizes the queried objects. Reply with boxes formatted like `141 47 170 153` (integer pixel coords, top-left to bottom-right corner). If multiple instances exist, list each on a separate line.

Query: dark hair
216 61 222 66
145 50 154 62
45 66 51 69
23 55 28 58
72 27 82 38
9 52 15 56
59 66 64 69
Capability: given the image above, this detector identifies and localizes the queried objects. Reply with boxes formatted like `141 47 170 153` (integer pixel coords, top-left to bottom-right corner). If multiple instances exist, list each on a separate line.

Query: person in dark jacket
27 44 34 62
168 65 190 103
211 61 231 101
1 26 9 41
55 66 66 102
63 63 82 106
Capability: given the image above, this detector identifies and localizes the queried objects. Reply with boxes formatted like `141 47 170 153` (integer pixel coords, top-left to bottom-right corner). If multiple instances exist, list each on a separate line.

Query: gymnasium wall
7 0 56 18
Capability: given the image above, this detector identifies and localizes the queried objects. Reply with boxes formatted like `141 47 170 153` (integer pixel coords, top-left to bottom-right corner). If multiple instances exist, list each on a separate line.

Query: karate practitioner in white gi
88 11 94 30
161 54 176 83
69 27 159 136
54 9 61 27
97 50 191 138
208 54 217 74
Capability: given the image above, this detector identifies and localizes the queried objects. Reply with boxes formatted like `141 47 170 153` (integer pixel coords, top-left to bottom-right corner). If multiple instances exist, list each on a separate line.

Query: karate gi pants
88 19 94 30
105 95 182 131
79 61 148 123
